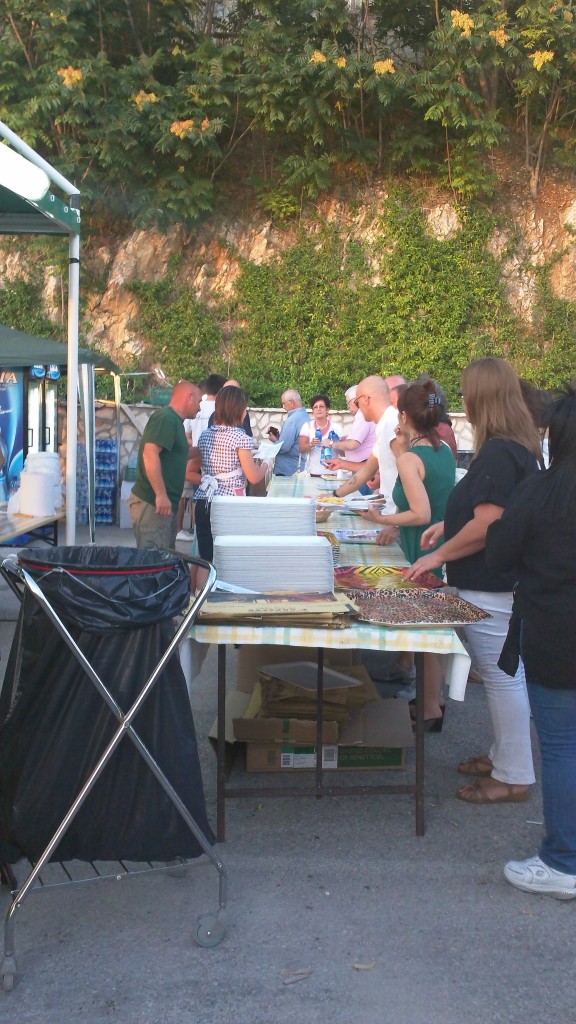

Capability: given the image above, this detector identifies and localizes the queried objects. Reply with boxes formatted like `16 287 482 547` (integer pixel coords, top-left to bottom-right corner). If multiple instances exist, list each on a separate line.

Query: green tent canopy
0 183 80 236
0 323 116 371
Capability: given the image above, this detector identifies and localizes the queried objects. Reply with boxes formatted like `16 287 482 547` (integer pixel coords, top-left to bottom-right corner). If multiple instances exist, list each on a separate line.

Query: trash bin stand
0 552 228 993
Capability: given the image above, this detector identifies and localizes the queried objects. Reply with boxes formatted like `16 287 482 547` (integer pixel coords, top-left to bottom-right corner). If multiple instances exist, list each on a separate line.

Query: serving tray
345 588 490 627
335 564 445 591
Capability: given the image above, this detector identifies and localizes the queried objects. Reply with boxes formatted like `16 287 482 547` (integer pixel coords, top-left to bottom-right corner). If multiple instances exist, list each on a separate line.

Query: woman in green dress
360 378 456 726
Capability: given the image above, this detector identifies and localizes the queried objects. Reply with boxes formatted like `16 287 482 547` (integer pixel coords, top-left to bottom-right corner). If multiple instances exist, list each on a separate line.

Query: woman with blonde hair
405 357 541 803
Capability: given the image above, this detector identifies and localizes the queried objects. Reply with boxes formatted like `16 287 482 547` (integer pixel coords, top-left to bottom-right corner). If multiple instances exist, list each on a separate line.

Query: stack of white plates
213 535 334 592
211 495 316 538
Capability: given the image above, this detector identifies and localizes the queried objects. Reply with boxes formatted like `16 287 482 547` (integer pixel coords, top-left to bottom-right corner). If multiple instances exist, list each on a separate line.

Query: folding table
189 472 471 840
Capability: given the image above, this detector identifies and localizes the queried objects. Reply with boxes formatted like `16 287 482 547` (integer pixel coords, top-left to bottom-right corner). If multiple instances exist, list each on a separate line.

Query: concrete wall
59 402 475 480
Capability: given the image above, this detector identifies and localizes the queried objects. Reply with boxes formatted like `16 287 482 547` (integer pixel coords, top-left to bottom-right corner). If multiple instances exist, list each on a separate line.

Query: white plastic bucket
19 472 55 517
24 452 63 509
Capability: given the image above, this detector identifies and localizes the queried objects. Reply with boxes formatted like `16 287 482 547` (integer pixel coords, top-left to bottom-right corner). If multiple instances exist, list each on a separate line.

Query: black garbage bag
0 547 214 863
17 546 191 631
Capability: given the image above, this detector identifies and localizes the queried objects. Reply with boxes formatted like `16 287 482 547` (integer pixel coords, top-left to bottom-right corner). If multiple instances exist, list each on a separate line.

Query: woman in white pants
405 357 542 803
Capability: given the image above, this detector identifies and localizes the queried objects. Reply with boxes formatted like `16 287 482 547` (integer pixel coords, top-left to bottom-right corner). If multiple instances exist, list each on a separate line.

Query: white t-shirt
185 397 216 446
373 405 399 506
299 419 335 476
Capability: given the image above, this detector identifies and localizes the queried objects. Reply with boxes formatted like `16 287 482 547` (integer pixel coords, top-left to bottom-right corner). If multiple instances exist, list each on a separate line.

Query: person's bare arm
238 447 270 484
334 437 360 452
359 453 430 527
142 442 172 516
333 455 378 497
404 503 505 580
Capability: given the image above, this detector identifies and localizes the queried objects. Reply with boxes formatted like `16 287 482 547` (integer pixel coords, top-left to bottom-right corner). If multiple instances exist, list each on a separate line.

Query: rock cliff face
1 162 575 367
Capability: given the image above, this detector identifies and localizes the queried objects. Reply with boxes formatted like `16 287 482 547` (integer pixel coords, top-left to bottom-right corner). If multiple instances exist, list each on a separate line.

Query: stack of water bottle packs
76 440 117 525
95 440 116 524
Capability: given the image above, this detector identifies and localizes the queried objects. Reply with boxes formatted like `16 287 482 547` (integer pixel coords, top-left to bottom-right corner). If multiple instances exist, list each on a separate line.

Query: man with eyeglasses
333 375 400 507
273 389 310 476
328 385 377 466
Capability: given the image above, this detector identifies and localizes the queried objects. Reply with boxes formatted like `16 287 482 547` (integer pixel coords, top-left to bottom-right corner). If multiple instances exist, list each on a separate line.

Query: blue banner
0 370 24 503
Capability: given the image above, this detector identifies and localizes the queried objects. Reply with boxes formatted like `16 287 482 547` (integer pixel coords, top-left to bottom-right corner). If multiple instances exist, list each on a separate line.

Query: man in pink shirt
326 385 377 469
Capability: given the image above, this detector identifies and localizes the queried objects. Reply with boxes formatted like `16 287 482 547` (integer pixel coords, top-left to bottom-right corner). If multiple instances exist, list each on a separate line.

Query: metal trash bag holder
0 550 228 992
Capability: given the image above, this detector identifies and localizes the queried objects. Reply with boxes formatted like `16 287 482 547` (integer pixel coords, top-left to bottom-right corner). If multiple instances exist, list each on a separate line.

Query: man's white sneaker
176 530 194 542
504 855 576 899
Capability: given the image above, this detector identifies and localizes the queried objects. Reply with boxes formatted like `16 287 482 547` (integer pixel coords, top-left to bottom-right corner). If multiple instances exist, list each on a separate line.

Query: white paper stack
213 535 334 593
211 495 316 538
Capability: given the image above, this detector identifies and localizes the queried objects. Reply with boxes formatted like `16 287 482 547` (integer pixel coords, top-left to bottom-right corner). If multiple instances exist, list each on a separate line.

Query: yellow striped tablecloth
188 469 471 695
188 621 469 691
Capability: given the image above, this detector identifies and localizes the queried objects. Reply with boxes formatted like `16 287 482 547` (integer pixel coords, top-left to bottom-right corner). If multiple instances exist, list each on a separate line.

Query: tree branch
7 11 34 69
210 118 256 181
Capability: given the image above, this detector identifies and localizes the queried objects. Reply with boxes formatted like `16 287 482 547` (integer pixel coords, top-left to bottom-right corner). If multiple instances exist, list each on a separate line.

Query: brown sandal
457 755 493 778
456 778 531 804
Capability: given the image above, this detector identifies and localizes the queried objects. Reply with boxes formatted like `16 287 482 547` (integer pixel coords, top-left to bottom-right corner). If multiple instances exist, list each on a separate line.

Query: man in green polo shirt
128 380 202 549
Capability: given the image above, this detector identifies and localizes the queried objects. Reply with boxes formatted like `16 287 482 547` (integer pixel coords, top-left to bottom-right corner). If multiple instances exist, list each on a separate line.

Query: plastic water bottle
321 429 339 465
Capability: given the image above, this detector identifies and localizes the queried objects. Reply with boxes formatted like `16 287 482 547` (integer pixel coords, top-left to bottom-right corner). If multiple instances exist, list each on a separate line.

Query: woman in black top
486 386 576 898
406 358 541 803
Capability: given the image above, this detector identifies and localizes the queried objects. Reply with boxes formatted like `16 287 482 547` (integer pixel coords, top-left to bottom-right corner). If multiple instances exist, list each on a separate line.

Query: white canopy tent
0 122 83 544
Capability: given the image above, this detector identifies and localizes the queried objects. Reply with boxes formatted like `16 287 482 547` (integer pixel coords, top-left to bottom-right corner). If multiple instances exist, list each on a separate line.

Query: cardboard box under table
238 697 413 773
190 618 471 841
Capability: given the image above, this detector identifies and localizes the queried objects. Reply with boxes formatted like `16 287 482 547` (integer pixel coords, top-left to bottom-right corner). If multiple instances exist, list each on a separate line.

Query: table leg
315 647 324 798
414 651 425 836
216 644 227 842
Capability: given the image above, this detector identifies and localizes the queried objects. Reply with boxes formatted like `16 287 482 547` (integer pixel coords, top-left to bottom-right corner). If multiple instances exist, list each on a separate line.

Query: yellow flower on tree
170 119 194 138
334 56 346 68
530 50 555 71
132 91 158 109
450 10 474 37
200 117 210 132
489 28 509 47
373 59 395 75
310 50 327 64
57 66 83 88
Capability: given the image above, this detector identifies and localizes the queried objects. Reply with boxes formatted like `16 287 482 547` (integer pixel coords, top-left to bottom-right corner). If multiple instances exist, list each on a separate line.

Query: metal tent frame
0 121 83 543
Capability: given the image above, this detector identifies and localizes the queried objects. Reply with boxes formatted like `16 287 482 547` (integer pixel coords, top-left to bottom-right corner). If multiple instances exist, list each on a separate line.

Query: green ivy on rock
230 198 528 406
128 275 226 386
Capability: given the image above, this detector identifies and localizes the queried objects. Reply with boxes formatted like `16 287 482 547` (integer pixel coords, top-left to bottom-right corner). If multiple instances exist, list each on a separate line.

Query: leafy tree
513 0 576 196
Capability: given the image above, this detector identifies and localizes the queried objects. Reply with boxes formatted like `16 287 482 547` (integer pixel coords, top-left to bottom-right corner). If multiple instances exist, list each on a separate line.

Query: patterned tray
345 588 490 627
334 564 445 591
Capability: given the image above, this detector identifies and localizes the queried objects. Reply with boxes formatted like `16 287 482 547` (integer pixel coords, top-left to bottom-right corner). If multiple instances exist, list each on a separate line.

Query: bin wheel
195 909 227 948
1 957 16 993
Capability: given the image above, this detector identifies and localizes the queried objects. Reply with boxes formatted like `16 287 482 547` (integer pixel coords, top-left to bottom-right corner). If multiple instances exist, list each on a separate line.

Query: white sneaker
504 855 576 899
176 530 194 541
